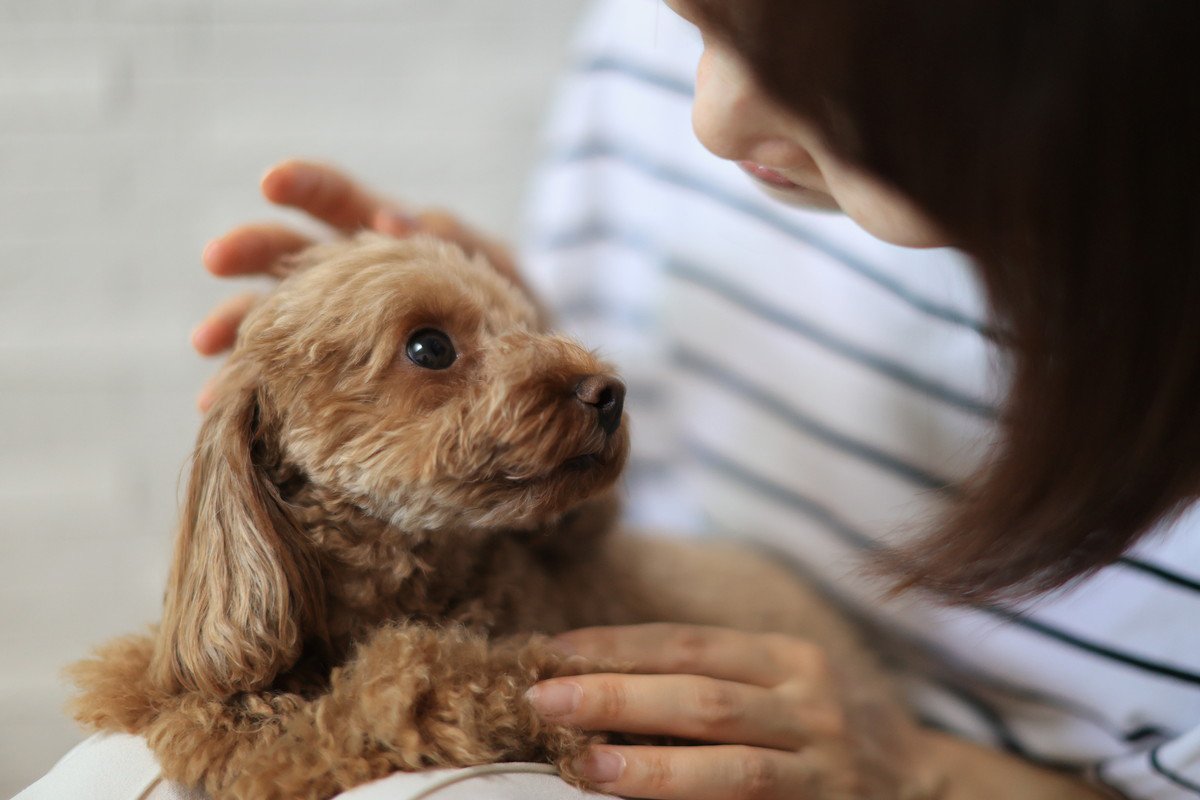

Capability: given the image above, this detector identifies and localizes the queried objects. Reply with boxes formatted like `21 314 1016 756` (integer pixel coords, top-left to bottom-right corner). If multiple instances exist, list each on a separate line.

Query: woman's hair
694 0 1200 603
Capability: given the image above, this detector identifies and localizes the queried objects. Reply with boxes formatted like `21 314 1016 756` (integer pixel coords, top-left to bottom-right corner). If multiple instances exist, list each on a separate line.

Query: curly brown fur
70 233 911 799
73 626 602 800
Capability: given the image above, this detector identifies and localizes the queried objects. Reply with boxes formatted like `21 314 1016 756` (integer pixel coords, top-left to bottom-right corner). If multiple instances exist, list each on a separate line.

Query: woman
30 0 1195 797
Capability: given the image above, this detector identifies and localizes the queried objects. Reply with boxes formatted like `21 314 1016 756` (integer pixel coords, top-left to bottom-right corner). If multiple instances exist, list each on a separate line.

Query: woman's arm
920 729 1113 800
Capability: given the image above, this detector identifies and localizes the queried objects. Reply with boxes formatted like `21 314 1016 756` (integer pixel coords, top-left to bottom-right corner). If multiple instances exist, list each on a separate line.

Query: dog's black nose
575 375 626 435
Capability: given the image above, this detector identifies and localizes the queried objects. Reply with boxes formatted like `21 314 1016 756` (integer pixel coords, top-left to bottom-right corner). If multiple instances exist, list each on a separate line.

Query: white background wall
0 1 588 793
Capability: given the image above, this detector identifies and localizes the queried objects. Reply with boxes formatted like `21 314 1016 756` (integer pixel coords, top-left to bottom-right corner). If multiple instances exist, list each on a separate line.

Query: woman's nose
691 46 774 161
690 44 816 172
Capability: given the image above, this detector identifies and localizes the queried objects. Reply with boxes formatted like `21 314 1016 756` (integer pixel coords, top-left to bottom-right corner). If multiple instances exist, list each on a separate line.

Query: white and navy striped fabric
520 2 1200 797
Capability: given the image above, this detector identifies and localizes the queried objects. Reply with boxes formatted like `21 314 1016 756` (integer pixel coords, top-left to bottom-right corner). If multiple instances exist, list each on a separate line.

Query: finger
261 160 392 233
380 204 525 293
414 208 522 285
196 374 219 413
374 206 505 265
415 207 476 246
574 744 801 800
372 207 423 238
528 674 804 750
556 624 823 688
191 291 261 356
203 224 315 277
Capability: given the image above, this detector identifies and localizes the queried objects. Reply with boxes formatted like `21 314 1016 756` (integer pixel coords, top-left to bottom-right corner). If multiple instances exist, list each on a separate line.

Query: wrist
906 726 951 800
909 728 1111 800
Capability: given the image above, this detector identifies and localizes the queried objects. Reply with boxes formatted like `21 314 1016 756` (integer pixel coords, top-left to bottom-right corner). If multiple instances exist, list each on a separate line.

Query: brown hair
694 0 1200 602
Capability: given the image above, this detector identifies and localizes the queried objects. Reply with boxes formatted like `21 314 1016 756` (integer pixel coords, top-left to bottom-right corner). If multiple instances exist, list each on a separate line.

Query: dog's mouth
496 447 612 488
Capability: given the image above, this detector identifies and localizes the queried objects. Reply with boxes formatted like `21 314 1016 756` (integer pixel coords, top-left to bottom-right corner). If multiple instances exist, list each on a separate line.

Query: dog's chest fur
282 478 641 675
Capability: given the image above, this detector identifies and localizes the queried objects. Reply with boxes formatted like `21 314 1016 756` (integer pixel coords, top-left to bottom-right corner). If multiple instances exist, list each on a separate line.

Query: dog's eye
405 328 457 370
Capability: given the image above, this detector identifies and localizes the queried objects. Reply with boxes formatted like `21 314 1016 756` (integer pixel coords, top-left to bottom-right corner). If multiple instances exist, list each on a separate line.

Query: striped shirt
520 2 1200 797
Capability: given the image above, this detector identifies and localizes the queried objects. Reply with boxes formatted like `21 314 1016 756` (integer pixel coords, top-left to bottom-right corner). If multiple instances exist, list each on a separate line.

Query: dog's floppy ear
152 372 325 697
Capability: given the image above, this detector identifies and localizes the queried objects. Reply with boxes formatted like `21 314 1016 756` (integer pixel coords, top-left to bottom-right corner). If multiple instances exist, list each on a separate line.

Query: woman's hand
193 159 520 410
528 623 930 800
529 624 1112 800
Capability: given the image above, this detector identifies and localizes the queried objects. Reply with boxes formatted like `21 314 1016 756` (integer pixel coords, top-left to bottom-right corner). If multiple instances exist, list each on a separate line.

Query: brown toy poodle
68 233 907 800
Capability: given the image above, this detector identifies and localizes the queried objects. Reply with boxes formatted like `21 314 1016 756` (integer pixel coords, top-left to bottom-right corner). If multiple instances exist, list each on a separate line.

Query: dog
69 233 909 800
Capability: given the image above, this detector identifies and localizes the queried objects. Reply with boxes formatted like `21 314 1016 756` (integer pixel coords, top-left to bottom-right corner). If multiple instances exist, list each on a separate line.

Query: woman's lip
737 161 843 212
738 161 801 189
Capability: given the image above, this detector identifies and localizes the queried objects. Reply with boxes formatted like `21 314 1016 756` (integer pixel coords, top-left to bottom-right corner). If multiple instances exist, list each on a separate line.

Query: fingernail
375 208 418 233
260 166 288 200
524 682 582 717
549 635 578 655
197 387 214 414
202 239 222 268
577 750 625 784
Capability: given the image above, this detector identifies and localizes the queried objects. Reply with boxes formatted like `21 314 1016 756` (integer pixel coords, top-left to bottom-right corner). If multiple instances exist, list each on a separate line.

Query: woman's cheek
826 166 950 248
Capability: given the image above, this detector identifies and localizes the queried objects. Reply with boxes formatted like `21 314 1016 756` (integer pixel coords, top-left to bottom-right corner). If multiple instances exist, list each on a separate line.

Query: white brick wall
0 1 588 793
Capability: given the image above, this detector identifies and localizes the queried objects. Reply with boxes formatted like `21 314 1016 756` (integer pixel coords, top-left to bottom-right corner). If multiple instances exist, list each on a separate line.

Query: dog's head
155 233 629 696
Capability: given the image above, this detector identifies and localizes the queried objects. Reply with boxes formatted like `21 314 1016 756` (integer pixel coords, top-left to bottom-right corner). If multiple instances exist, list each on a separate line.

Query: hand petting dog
192 159 523 410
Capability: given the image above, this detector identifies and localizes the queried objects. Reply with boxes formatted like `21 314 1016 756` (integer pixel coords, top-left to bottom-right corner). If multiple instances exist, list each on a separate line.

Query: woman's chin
755 181 844 212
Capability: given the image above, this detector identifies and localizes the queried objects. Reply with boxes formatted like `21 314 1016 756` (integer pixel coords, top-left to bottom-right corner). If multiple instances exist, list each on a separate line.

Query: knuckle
784 637 832 677
808 649 834 678
640 752 676 794
664 627 711 672
807 703 849 740
417 209 461 237
592 680 628 721
839 770 869 799
692 680 744 733
734 750 778 800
